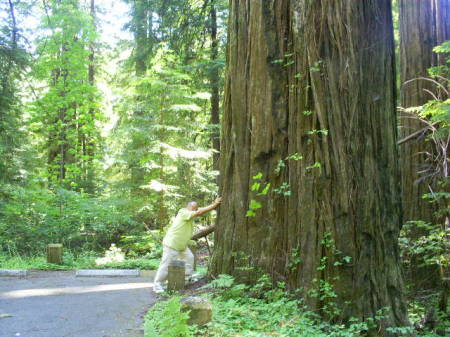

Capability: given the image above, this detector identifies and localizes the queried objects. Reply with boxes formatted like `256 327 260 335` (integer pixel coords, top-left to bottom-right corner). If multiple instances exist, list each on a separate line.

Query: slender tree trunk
209 0 220 172
211 0 408 332
85 0 96 192
157 90 168 228
130 0 149 194
134 0 148 77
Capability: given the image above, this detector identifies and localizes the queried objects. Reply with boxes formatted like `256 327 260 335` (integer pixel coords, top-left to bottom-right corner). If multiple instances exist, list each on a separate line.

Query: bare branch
398 122 440 146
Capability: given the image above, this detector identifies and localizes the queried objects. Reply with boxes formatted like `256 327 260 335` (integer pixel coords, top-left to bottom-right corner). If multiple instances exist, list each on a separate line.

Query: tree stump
181 297 212 326
47 244 63 264
167 260 185 291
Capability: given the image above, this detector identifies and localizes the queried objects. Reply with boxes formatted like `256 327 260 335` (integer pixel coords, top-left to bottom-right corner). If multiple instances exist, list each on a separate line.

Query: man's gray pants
154 245 194 287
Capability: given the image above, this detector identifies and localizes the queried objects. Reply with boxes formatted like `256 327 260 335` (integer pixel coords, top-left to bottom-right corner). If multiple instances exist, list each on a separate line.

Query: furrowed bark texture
399 0 450 224
399 0 450 290
211 0 408 330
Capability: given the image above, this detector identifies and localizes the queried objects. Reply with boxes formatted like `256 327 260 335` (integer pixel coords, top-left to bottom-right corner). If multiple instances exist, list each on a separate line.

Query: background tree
399 0 450 224
30 0 101 191
110 0 227 226
398 0 450 289
211 0 408 331
0 0 29 184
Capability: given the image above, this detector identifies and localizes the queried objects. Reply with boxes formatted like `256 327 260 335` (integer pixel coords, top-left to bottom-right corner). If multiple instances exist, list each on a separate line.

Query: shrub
144 296 194 337
0 184 141 255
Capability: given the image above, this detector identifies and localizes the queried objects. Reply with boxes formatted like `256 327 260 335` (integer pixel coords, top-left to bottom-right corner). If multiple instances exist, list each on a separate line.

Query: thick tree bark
211 0 408 331
399 0 449 224
399 0 450 289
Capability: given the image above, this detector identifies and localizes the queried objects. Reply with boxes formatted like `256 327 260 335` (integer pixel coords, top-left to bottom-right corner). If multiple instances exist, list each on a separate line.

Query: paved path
0 271 157 337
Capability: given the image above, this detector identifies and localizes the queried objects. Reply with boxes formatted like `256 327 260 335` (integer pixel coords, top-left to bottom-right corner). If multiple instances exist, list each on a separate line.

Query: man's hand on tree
193 196 222 217
214 197 222 206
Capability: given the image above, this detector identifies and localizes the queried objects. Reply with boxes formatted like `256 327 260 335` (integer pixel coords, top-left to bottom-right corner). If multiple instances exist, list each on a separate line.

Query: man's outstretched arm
192 197 222 217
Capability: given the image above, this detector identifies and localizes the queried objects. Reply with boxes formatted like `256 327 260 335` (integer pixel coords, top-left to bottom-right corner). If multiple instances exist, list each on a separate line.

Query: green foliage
110 46 218 226
120 231 163 258
246 199 262 217
29 0 102 191
190 275 401 337
142 273 447 337
273 182 291 197
0 0 31 184
288 248 301 271
1 0 228 259
0 184 140 255
0 251 159 271
144 296 194 337
400 220 449 268
202 273 235 289
428 40 450 78
306 162 322 170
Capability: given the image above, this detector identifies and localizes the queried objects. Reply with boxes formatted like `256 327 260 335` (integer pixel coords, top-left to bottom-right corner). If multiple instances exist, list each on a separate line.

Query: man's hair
187 201 197 207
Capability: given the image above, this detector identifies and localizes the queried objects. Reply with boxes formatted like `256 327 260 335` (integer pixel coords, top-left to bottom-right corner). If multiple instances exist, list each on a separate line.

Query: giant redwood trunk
211 0 408 331
399 0 450 225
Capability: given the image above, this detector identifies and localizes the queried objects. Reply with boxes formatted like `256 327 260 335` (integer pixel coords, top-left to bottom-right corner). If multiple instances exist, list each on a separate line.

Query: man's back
162 208 195 251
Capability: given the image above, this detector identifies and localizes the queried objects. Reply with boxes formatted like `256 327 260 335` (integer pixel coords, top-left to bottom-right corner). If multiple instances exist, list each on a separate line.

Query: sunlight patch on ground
0 282 153 299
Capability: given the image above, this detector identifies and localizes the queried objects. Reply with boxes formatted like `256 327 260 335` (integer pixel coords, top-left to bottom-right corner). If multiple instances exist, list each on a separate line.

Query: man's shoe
153 283 165 294
185 276 199 284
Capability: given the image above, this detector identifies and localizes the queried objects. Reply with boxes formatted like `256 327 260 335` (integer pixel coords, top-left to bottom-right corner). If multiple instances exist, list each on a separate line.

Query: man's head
186 201 198 211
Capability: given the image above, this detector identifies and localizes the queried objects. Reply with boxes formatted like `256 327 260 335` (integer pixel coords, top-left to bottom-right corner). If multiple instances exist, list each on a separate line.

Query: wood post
188 244 197 271
167 260 185 292
47 244 63 264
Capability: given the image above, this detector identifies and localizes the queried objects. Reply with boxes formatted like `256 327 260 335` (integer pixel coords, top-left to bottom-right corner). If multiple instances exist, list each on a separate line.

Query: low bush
144 296 195 337
0 251 159 270
0 184 142 255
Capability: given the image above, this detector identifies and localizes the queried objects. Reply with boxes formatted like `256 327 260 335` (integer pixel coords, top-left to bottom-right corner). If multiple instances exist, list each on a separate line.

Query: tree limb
398 122 440 146
192 225 216 240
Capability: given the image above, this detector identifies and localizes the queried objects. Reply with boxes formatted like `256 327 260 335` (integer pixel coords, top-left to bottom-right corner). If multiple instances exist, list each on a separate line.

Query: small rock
180 296 212 326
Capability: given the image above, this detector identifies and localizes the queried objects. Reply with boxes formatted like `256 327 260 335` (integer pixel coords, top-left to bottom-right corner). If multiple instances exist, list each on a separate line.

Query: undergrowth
143 274 449 337
0 253 159 270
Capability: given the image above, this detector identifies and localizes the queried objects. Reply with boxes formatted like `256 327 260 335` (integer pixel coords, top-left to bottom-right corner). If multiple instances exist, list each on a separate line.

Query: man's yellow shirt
162 208 196 251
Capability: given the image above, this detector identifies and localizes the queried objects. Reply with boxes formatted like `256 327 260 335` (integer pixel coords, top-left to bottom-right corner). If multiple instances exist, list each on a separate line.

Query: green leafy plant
144 296 194 337
273 182 291 197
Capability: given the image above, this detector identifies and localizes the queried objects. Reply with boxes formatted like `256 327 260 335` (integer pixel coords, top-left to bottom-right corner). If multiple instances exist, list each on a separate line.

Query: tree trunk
134 0 148 77
209 0 220 172
399 0 450 289
211 0 408 331
85 0 96 192
130 0 149 194
399 0 449 225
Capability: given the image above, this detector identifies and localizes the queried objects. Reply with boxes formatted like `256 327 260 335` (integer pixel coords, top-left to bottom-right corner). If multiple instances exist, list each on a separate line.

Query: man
153 197 222 293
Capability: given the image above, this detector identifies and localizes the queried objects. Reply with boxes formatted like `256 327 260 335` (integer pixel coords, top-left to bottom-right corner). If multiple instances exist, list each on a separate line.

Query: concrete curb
75 269 141 277
0 270 28 278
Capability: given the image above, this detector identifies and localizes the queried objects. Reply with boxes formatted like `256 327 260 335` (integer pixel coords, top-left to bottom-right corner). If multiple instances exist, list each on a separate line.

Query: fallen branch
192 225 216 240
397 122 440 146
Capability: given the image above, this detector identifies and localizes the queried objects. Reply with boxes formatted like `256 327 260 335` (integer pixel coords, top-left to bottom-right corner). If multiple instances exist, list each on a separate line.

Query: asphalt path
0 271 157 337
